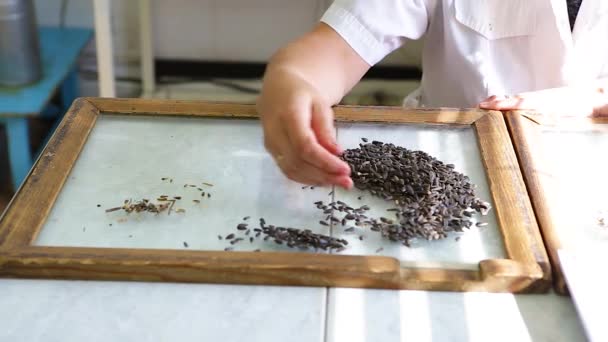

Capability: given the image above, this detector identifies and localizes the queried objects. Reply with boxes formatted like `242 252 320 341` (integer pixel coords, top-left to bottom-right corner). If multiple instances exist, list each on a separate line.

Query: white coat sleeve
321 0 430 66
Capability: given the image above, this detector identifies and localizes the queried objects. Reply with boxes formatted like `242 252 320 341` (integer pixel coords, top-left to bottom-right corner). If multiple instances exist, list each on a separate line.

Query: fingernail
342 177 353 190
333 142 343 154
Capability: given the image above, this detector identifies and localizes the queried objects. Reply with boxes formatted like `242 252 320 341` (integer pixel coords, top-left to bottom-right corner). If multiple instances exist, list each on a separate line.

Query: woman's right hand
257 67 353 189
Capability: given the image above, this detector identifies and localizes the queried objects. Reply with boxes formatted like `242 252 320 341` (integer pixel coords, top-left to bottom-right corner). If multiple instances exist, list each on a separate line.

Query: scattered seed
226 233 235 240
224 247 234 251
193 200 200 203
243 216 250 221
476 222 488 227
183 241 189 248
375 247 384 253
202 182 214 187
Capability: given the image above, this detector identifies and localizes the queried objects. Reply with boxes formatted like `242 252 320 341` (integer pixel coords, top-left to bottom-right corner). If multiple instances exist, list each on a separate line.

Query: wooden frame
0 98 550 292
506 111 608 295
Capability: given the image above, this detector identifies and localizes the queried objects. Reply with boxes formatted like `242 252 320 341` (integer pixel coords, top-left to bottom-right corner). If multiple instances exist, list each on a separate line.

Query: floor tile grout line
322 285 330 342
322 124 340 342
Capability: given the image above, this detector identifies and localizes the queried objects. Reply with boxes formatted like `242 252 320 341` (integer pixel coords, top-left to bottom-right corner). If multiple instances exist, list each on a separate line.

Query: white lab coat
321 0 608 108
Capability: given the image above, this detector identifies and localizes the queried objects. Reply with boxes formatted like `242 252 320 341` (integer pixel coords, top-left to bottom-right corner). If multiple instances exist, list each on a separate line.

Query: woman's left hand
478 85 608 117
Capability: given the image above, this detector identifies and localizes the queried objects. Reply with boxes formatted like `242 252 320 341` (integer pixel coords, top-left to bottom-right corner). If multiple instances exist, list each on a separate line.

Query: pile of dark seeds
222 218 348 252
337 140 491 246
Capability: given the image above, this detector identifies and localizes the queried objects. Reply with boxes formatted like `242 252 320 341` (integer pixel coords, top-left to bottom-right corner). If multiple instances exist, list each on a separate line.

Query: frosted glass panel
540 126 608 251
330 123 504 268
36 115 505 268
36 115 333 252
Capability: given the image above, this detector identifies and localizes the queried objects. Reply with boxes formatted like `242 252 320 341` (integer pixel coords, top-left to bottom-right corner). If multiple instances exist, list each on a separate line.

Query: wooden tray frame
0 98 550 293
506 111 608 295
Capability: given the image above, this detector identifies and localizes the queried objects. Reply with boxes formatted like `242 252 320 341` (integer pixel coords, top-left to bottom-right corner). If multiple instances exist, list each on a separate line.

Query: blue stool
0 27 92 191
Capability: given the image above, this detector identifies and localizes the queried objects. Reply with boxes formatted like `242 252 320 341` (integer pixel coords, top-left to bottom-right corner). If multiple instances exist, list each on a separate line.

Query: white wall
34 0 421 73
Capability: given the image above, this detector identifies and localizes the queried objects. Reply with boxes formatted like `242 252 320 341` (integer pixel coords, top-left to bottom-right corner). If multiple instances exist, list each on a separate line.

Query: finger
262 117 287 158
594 103 608 116
264 123 349 187
311 102 341 155
479 96 526 110
479 95 499 104
278 151 352 188
283 112 350 176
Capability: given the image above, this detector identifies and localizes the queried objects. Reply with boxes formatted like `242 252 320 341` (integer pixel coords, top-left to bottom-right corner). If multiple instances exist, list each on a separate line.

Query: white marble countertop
0 115 592 341
0 279 585 342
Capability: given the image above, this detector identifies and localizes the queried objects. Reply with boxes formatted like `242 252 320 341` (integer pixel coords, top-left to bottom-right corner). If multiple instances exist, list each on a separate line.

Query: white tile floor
150 79 420 106
81 77 421 106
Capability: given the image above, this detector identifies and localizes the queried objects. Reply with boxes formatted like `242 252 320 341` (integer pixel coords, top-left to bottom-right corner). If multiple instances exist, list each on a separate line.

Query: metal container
0 0 41 86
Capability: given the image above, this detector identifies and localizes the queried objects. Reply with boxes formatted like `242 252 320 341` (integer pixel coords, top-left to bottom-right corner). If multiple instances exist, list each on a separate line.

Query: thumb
311 101 341 155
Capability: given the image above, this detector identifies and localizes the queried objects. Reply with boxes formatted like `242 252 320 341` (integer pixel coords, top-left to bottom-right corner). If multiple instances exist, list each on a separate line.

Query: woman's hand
257 23 370 189
258 67 352 189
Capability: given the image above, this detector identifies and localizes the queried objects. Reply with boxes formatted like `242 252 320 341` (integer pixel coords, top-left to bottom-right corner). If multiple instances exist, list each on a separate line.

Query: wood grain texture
506 112 569 295
0 98 99 247
332 106 485 125
0 247 542 292
87 98 484 125
474 111 551 291
0 99 548 292
88 98 259 118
